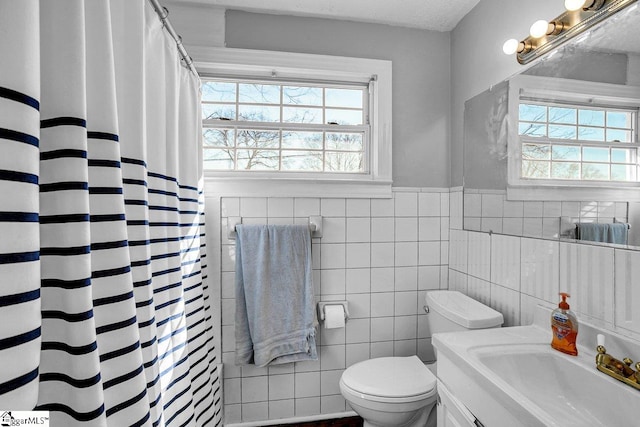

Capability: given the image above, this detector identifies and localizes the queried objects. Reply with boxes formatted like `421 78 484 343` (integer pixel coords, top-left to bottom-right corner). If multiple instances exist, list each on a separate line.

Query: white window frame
192 47 393 198
201 77 370 174
507 74 640 201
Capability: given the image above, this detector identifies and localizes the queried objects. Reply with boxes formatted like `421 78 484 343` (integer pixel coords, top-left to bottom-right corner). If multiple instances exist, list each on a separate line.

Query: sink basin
433 306 640 427
471 343 637 426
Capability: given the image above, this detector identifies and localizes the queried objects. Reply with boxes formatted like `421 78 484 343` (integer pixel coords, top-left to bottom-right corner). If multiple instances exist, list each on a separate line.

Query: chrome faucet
595 334 640 391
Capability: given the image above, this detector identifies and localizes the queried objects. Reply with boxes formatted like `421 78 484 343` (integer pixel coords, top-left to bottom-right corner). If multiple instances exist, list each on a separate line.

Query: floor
271 416 364 427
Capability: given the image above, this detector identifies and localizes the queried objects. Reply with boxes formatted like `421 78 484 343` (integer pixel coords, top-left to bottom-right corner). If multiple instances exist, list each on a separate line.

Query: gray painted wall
450 0 559 187
225 10 451 188
463 80 508 190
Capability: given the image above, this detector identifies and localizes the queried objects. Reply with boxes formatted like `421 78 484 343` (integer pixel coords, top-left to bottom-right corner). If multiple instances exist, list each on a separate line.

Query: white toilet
339 290 504 427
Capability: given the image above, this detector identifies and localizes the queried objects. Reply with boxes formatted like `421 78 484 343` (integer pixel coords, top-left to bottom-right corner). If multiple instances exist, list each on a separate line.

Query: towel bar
227 215 323 239
560 216 630 240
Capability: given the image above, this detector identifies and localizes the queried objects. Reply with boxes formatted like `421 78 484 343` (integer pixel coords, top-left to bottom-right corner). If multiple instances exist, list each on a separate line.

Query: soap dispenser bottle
551 292 578 356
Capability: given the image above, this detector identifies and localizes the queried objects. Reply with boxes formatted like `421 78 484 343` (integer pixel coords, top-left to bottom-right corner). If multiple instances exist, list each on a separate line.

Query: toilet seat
340 356 437 403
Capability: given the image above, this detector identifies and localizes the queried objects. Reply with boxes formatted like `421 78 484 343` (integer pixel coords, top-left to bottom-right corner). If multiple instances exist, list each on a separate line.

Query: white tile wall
490 234 521 291
219 189 449 424
450 228 640 339
463 190 629 240
217 185 640 425
560 242 614 325
520 238 559 303
614 249 640 335
467 232 490 281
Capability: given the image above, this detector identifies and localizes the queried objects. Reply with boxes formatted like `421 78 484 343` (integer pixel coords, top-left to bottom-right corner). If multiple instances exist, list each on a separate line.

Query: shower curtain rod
147 0 199 76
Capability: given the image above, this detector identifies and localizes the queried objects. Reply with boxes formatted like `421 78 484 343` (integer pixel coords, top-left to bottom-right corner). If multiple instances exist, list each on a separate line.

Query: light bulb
530 19 550 38
565 0 587 11
502 39 520 55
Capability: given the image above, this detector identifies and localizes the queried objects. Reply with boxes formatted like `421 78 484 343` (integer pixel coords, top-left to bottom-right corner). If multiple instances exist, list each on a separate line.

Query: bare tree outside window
518 102 638 182
202 79 368 173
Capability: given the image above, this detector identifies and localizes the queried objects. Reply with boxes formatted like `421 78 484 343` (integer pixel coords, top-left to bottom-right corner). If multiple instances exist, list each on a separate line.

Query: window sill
507 184 640 202
203 174 393 198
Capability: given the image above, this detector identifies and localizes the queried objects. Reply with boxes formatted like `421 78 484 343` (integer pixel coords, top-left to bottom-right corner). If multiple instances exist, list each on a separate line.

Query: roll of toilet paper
323 304 346 329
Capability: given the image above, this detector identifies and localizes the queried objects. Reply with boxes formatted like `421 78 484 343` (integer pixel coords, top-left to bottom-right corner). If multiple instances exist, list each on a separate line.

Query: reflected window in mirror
519 101 638 182
507 75 640 200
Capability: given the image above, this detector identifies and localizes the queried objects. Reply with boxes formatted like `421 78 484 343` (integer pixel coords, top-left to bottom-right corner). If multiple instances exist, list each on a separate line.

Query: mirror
463 4 640 247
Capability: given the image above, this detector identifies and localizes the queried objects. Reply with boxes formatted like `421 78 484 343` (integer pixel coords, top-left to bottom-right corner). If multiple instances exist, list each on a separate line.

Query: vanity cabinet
436 380 480 427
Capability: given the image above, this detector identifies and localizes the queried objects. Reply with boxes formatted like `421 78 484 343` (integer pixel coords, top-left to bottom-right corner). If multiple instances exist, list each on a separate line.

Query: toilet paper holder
317 301 350 323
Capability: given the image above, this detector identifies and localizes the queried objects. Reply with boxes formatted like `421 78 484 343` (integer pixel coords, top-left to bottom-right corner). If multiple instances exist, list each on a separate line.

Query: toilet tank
425 291 503 334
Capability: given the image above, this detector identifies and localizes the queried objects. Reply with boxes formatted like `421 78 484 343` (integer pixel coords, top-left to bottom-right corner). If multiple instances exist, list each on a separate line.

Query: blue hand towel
577 223 608 242
578 223 628 245
235 224 317 367
608 223 628 245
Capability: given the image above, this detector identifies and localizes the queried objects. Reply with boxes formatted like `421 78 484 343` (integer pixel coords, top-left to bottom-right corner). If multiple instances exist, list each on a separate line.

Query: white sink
433 307 640 427
471 344 637 426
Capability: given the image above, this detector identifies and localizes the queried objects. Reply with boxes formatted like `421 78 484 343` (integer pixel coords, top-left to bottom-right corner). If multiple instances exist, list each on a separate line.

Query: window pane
611 164 637 181
582 163 609 180
202 104 235 120
607 129 632 142
239 83 280 104
326 109 363 125
551 162 580 179
552 145 580 161
326 88 363 108
326 133 364 151
237 130 280 148
519 123 546 137
282 132 323 149
522 144 550 160
203 128 234 148
579 110 604 126
283 107 323 124
202 81 236 102
201 78 372 174
325 152 364 172
281 151 323 171
283 86 322 106
519 104 546 122
583 147 609 162
578 127 604 141
204 148 234 170
237 150 280 170
549 125 576 139
607 111 633 128
549 107 576 124
238 105 280 122
611 148 636 163
522 160 549 178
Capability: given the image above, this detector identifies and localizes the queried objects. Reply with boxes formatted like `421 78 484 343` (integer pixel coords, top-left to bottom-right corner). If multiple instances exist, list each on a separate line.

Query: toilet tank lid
426 291 504 329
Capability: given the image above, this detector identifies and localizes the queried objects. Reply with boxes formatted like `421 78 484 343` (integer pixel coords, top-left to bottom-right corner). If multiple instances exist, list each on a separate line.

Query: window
507 75 640 201
193 47 392 197
201 79 369 173
519 101 638 182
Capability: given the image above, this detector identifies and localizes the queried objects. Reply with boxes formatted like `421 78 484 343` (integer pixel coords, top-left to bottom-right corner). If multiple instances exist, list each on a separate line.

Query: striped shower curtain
0 1 221 426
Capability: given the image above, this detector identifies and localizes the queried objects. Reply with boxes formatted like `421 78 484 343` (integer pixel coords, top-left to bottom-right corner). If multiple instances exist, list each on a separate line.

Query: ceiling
172 0 481 32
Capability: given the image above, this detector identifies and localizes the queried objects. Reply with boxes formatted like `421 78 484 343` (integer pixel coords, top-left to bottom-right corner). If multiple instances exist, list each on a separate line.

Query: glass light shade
502 39 520 55
530 19 550 38
565 0 587 11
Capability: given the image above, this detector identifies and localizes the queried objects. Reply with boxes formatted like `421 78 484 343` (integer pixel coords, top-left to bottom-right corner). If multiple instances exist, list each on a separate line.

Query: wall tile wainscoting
215 189 450 424
449 189 640 339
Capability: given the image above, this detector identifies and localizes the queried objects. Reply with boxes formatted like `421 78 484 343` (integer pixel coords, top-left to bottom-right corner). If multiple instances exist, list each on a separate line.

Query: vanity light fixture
502 38 533 55
529 19 550 38
529 19 568 38
565 0 607 10
503 0 637 64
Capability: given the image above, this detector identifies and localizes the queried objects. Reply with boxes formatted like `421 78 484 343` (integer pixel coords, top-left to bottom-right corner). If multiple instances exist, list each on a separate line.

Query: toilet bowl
340 291 503 427
339 356 436 427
